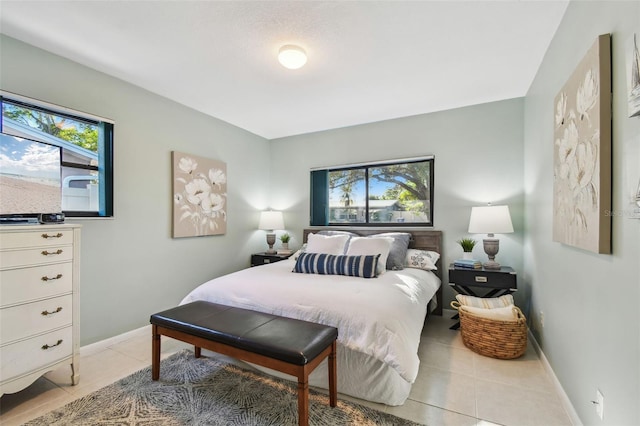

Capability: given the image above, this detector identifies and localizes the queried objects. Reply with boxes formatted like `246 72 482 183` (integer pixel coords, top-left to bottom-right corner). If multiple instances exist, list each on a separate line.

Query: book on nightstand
277 249 293 255
453 259 482 269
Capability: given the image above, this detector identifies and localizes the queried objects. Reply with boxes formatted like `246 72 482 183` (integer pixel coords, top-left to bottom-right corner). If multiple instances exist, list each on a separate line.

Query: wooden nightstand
251 252 293 267
448 264 517 329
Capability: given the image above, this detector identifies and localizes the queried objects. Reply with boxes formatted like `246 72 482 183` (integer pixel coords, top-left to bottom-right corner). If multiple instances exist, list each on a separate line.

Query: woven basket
451 301 528 359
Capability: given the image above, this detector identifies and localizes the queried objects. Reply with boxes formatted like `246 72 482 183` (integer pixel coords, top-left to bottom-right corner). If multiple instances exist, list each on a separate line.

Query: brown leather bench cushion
150 301 338 365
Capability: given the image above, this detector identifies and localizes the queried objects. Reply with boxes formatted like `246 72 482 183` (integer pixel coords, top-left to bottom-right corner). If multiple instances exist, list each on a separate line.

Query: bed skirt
200 341 412 406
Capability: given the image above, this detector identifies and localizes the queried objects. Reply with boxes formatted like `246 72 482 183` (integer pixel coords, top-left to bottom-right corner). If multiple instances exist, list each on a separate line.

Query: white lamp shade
278 45 307 69
258 211 284 231
468 205 514 234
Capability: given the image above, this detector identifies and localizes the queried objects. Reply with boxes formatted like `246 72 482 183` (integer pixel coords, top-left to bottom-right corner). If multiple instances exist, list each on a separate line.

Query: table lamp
258 211 284 254
468 204 514 270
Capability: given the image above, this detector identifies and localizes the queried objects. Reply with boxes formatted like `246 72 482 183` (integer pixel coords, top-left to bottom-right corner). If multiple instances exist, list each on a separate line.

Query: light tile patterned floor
0 310 575 425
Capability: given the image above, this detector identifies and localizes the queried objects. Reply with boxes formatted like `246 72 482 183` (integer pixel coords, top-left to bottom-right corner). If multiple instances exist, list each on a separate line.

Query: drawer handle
41 249 63 256
42 307 63 316
42 339 63 350
41 233 63 239
42 274 63 282
475 276 488 283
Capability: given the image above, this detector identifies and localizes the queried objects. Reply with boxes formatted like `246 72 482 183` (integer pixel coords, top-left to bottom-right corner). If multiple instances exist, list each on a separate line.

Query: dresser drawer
0 326 72 383
1 262 73 307
449 268 517 289
0 230 73 250
0 246 73 269
1 295 73 343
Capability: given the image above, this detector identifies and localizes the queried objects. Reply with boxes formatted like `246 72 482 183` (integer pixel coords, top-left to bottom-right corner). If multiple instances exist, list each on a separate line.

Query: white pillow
292 243 307 260
455 294 514 309
404 249 439 271
461 305 519 321
346 236 394 275
305 233 350 255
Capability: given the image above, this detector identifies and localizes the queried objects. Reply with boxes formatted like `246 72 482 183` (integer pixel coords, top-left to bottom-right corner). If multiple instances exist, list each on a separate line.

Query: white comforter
181 258 440 385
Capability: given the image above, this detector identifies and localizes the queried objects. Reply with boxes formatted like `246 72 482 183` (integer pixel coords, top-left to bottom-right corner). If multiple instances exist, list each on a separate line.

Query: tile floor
0 310 575 426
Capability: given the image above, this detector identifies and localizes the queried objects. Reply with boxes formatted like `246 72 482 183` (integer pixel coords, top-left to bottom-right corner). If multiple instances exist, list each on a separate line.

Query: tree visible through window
1 95 113 217
311 157 434 226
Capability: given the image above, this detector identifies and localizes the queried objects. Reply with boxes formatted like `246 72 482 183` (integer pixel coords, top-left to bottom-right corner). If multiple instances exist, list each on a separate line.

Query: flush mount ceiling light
278 44 307 69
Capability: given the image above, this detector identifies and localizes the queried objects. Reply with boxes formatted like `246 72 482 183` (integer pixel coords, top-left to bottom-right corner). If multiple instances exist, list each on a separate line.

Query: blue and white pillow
293 252 380 279
404 249 440 271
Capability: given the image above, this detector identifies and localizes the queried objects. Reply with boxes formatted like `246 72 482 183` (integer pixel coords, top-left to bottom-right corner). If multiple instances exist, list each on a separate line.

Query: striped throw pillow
293 252 380 279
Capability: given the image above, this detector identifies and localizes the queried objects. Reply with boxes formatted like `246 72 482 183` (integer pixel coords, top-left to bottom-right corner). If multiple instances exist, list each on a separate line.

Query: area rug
25 349 423 425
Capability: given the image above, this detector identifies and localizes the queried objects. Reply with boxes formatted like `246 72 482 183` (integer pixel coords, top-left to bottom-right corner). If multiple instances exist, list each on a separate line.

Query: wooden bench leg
328 340 337 407
152 325 161 380
297 375 309 426
150 322 336 426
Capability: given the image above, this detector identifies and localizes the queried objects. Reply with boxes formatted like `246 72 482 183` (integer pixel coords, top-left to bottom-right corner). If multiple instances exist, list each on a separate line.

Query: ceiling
0 1 569 139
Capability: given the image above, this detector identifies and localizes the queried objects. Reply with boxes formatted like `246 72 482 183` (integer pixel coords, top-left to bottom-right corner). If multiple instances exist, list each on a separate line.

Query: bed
181 228 443 406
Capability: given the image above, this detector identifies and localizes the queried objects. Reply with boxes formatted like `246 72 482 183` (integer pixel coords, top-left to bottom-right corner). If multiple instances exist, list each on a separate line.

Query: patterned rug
26 349 423 425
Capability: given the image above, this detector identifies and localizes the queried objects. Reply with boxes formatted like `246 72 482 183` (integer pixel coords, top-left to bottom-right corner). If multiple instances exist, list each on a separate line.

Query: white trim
1 90 114 124
80 325 150 356
310 155 434 171
528 330 583 426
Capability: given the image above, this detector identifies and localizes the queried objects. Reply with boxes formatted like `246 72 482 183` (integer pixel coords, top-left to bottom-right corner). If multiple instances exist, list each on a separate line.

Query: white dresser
0 224 81 396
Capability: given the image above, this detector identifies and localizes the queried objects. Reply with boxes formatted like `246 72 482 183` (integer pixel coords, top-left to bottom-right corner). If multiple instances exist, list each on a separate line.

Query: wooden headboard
303 227 443 316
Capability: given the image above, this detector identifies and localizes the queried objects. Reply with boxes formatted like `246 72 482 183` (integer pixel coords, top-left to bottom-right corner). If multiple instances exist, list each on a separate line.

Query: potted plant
280 233 291 250
456 237 476 260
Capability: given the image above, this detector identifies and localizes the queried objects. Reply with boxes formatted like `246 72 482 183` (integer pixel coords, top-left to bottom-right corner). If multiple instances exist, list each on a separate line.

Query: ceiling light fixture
278 45 307 70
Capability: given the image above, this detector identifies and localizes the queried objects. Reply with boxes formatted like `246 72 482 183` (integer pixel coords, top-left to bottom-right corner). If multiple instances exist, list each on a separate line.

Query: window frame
310 156 434 227
0 92 114 218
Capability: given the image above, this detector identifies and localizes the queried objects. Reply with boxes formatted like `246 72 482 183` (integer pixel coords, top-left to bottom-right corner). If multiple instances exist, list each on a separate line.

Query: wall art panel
553 34 611 254
172 151 227 238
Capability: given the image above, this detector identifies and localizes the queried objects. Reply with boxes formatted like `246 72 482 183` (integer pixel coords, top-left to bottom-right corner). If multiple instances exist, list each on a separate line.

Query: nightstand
251 252 293 266
448 264 517 329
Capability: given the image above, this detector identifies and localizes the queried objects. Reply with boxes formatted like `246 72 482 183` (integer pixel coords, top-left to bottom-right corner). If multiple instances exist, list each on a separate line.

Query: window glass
1 96 113 217
369 162 431 224
329 169 366 223
312 157 433 226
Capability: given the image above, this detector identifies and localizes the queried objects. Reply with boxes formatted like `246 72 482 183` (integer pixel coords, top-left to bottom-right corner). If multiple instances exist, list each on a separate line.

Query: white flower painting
172 151 227 238
552 34 611 254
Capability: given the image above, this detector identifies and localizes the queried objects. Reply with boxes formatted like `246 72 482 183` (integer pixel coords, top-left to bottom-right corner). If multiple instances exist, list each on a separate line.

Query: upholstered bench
150 301 338 426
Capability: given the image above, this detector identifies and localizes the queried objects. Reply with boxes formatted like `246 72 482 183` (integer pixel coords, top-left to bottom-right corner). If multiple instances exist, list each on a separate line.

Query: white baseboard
528 331 583 426
80 324 151 356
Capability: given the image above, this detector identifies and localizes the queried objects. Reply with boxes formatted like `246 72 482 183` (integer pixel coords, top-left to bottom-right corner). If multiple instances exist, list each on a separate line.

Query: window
0 93 113 217
310 156 434 226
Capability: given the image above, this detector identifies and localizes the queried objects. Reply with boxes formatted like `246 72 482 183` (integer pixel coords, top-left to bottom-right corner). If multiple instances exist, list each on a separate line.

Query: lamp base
266 233 276 254
482 237 502 270
483 260 502 270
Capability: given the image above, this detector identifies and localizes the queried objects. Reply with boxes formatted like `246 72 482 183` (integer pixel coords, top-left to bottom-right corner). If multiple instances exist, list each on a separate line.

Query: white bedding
181 258 440 405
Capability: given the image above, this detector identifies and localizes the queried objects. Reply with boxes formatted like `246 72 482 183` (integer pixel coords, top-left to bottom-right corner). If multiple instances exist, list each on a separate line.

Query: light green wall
4 5 639 422
0 35 272 345
523 1 640 425
269 99 526 309
0 30 527 350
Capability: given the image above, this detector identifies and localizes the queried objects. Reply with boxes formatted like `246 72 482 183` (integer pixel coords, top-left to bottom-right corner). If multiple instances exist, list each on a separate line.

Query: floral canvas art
172 151 227 238
553 34 611 254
